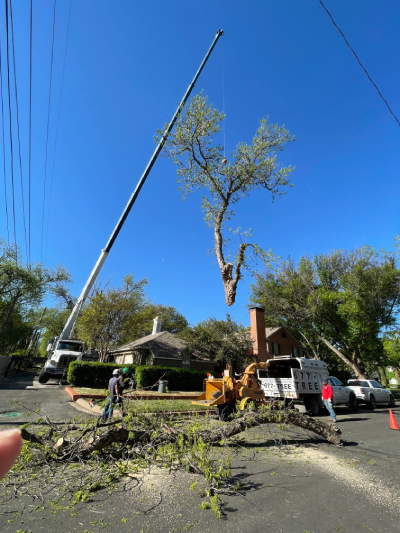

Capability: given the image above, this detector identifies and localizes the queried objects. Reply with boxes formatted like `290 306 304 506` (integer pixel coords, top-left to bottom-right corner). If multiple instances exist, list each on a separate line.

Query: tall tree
0 240 71 336
156 94 295 306
77 274 148 362
383 330 400 384
251 246 400 379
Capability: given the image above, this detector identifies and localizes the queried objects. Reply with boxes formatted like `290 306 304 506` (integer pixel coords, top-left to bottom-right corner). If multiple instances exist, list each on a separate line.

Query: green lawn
82 397 210 412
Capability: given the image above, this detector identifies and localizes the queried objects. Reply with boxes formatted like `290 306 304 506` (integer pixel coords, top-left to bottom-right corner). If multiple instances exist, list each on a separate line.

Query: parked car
325 376 359 411
347 379 396 409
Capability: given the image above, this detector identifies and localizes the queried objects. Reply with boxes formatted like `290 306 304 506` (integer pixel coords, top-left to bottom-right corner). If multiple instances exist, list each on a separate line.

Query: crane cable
5 0 17 254
45 0 73 260
318 0 400 128
222 36 225 159
10 0 28 260
0 8 9 243
40 0 57 260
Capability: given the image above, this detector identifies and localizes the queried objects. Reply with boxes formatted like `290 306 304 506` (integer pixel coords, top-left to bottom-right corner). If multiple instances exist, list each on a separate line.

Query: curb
64 386 198 402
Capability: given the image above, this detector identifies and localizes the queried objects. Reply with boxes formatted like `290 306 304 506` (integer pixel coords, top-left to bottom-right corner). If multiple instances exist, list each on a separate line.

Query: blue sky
1 0 399 329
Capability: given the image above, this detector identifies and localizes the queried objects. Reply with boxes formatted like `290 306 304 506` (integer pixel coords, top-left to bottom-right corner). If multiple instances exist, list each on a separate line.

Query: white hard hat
112 369 119 375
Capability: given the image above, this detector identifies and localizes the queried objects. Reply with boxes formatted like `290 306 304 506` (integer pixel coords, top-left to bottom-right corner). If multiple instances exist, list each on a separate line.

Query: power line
28 0 32 264
10 0 28 259
45 0 72 259
318 0 400 128
40 0 57 260
0 10 9 243
5 0 17 250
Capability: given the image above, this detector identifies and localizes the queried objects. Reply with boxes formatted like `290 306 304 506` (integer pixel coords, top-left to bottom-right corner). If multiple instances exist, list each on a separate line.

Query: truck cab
38 338 84 384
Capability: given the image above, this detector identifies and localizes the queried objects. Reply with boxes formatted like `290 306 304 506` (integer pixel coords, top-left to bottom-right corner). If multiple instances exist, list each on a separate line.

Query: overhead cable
45 0 73 259
318 0 400 128
0 10 9 242
10 0 28 259
5 0 17 250
28 0 32 264
40 0 57 260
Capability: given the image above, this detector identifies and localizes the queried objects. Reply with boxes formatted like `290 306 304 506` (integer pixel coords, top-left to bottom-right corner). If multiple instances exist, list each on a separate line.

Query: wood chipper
192 362 270 421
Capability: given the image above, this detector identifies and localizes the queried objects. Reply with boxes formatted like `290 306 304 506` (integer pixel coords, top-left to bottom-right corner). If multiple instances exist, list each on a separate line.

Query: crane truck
38 30 224 384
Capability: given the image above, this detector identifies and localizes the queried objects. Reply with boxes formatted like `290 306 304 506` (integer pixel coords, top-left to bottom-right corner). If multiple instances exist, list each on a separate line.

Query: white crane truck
257 355 359 415
37 30 224 384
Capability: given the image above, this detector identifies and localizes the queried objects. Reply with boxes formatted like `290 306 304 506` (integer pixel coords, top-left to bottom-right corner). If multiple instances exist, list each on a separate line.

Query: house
249 306 311 361
109 317 214 372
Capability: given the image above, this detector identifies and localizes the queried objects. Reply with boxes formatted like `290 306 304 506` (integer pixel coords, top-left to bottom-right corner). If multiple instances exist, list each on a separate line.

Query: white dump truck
256 355 359 415
38 337 84 384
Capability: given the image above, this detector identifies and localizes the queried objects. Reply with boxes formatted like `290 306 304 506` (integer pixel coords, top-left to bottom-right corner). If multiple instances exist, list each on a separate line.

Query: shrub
135 365 212 391
67 361 137 388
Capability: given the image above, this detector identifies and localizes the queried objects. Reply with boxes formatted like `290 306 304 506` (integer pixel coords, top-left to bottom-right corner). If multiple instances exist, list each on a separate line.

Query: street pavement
1 375 400 533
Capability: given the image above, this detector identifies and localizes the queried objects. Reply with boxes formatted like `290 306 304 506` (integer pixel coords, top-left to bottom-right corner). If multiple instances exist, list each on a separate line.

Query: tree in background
383 331 400 384
0 240 71 337
124 304 188 340
156 94 295 306
178 315 252 373
38 307 72 357
77 274 148 362
251 246 400 379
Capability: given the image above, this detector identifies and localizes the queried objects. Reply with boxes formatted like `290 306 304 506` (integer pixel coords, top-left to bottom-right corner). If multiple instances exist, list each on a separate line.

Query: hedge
135 365 211 391
67 361 137 388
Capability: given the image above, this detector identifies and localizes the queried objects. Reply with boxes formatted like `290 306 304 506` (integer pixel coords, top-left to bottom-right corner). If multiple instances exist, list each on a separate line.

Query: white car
324 377 359 411
347 379 396 409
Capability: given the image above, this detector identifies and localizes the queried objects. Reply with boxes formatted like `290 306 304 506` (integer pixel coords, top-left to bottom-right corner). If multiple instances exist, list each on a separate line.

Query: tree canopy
251 245 400 379
156 93 295 306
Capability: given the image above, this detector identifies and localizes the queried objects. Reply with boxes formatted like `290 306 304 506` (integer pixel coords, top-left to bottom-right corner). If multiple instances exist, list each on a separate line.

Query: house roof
264 326 299 344
110 331 188 360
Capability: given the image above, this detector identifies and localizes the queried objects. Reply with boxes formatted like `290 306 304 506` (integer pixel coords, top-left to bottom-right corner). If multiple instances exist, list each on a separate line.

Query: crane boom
60 29 224 340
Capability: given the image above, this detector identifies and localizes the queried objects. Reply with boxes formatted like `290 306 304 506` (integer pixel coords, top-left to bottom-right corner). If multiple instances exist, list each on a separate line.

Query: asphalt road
0 372 92 428
1 375 400 533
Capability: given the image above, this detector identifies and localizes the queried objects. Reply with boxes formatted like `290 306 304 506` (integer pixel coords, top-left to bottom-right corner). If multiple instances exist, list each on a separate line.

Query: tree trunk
20 408 342 459
316 334 367 379
378 366 388 387
394 367 400 385
221 263 237 306
0 290 21 338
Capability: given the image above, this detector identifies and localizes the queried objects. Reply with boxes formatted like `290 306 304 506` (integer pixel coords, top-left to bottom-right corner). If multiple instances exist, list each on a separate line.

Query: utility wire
40 0 57 259
10 0 28 259
28 0 32 265
318 0 400 128
5 0 17 250
45 0 72 259
0 10 9 242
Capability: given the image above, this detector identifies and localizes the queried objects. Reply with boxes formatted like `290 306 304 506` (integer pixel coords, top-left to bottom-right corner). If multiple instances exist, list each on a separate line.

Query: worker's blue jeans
324 399 336 421
102 397 115 422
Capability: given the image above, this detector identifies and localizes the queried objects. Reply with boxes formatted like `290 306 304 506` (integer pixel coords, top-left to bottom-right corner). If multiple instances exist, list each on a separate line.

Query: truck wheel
215 403 234 422
38 369 50 384
368 396 376 409
305 398 320 416
349 395 359 411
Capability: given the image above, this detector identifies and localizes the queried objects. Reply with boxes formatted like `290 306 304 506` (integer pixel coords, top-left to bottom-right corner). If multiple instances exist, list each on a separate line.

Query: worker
101 369 120 422
322 379 337 425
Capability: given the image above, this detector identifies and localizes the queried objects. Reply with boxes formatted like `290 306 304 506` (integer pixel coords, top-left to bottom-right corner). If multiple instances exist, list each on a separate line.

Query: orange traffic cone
389 409 399 430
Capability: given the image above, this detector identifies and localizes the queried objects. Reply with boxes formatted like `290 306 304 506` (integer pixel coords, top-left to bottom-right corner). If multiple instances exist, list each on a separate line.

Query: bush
67 361 137 388
135 365 211 391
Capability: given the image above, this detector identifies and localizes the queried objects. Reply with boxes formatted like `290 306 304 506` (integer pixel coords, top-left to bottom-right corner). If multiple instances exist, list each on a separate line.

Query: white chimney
152 316 162 335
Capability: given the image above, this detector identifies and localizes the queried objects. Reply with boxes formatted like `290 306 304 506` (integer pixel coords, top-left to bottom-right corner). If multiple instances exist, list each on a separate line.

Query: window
272 343 280 355
348 380 369 388
370 381 382 388
331 377 343 386
292 346 298 357
182 353 191 369
281 332 287 339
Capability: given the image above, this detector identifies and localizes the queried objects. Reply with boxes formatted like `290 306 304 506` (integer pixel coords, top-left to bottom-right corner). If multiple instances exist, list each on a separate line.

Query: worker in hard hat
101 369 120 422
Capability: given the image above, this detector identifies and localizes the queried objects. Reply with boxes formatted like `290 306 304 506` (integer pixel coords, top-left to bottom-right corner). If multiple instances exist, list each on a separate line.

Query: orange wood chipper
192 362 270 421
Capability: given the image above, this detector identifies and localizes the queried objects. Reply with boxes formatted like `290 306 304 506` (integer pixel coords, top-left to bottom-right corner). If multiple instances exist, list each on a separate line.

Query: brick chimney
249 306 269 362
